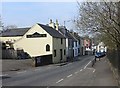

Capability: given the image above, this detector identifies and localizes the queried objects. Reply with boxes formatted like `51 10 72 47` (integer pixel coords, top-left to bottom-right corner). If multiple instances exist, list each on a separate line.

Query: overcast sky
2 2 79 30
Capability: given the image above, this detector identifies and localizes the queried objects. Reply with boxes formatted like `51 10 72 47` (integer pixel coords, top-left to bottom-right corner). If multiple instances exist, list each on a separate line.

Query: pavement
2 59 33 74
1 55 89 74
1 55 118 86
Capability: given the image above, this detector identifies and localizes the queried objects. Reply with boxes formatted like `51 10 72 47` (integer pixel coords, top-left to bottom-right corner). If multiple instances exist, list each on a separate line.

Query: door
73 49 74 57
60 49 63 62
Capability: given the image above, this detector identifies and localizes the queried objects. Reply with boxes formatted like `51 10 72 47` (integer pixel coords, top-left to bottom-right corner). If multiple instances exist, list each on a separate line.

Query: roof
0 23 65 38
74 33 81 40
38 23 65 38
58 26 77 41
0 28 30 37
69 32 78 41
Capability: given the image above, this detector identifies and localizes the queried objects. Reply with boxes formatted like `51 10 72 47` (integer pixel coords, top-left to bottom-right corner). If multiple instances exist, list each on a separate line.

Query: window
75 49 77 55
46 44 50 51
68 40 70 46
64 49 66 55
79 40 80 45
61 38 63 44
72 41 74 47
54 50 56 57
78 48 80 53
76 41 77 47
86 44 88 48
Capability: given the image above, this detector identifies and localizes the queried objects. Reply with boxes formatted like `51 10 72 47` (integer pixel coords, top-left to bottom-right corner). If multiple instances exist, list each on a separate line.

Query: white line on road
56 79 64 83
35 68 41 71
74 71 79 74
93 69 96 73
68 63 72 65
87 68 93 70
80 69 83 71
84 61 91 69
0 74 8 76
87 67 96 73
64 64 67 66
17 71 26 74
47 67 51 68
67 74 73 78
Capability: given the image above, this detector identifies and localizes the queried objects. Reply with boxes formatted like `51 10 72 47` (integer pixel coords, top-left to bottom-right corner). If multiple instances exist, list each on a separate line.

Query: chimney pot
50 19 52 23
55 19 59 30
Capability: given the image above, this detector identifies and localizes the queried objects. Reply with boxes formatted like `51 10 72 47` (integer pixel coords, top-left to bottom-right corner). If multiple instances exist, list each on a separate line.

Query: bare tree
0 15 4 32
0 15 17 31
4 25 17 30
75 1 120 49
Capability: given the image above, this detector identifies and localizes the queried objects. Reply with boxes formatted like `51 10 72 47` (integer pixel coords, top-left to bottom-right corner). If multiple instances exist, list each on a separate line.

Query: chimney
55 19 59 30
49 19 55 29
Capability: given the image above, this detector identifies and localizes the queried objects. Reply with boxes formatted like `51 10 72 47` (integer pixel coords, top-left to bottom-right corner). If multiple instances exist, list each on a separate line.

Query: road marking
0 74 8 76
35 68 41 71
68 63 72 65
87 67 96 73
84 61 91 69
74 71 79 74
93 69 96 73
64 64 68 66
87 68 93 70
80 69 83 71
56 79 64 83
67 74 73 78
17 71 26 74
48 67 51 68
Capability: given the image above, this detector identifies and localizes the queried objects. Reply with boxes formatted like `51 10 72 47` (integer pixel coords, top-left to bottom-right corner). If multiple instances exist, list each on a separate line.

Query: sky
2 2 79 30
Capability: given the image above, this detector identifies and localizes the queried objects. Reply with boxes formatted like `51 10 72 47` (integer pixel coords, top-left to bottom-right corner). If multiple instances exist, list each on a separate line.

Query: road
2 55 117 86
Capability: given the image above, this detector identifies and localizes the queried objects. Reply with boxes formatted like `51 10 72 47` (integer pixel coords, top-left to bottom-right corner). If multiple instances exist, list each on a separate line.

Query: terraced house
0 22 66 65
58 26 76 61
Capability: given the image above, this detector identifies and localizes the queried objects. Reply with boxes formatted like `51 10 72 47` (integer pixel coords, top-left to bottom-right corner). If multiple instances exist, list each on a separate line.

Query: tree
75 2 120 86
0 15 4 32
0 15 17 31
75 1 120 49
4 25 17 30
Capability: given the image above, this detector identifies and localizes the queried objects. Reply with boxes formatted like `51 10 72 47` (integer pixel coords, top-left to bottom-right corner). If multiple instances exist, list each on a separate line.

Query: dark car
95 51 106 58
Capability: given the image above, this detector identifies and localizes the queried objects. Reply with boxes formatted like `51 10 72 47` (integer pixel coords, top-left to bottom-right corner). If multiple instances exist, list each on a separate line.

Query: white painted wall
66 38 69 57
14 24 53 57
73 41 78 57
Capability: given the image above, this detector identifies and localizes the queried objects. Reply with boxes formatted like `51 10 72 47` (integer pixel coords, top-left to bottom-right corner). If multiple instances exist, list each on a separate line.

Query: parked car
95 51 106 58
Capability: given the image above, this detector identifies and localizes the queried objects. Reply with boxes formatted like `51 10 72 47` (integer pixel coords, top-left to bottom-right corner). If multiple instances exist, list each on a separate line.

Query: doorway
60 49 63 62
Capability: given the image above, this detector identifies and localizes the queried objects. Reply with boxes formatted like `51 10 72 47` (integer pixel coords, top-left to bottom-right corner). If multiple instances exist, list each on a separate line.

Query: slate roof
38 23 65 38
69 32 78 42
67 31 77 41
58 27 69 38
58 26 77 41
74 33 81 40
0 28 30 37
0 23 65 38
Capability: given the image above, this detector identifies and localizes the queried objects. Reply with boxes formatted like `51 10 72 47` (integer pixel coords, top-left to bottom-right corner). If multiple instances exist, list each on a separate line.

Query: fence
107 48 120 87
2 49 17 59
